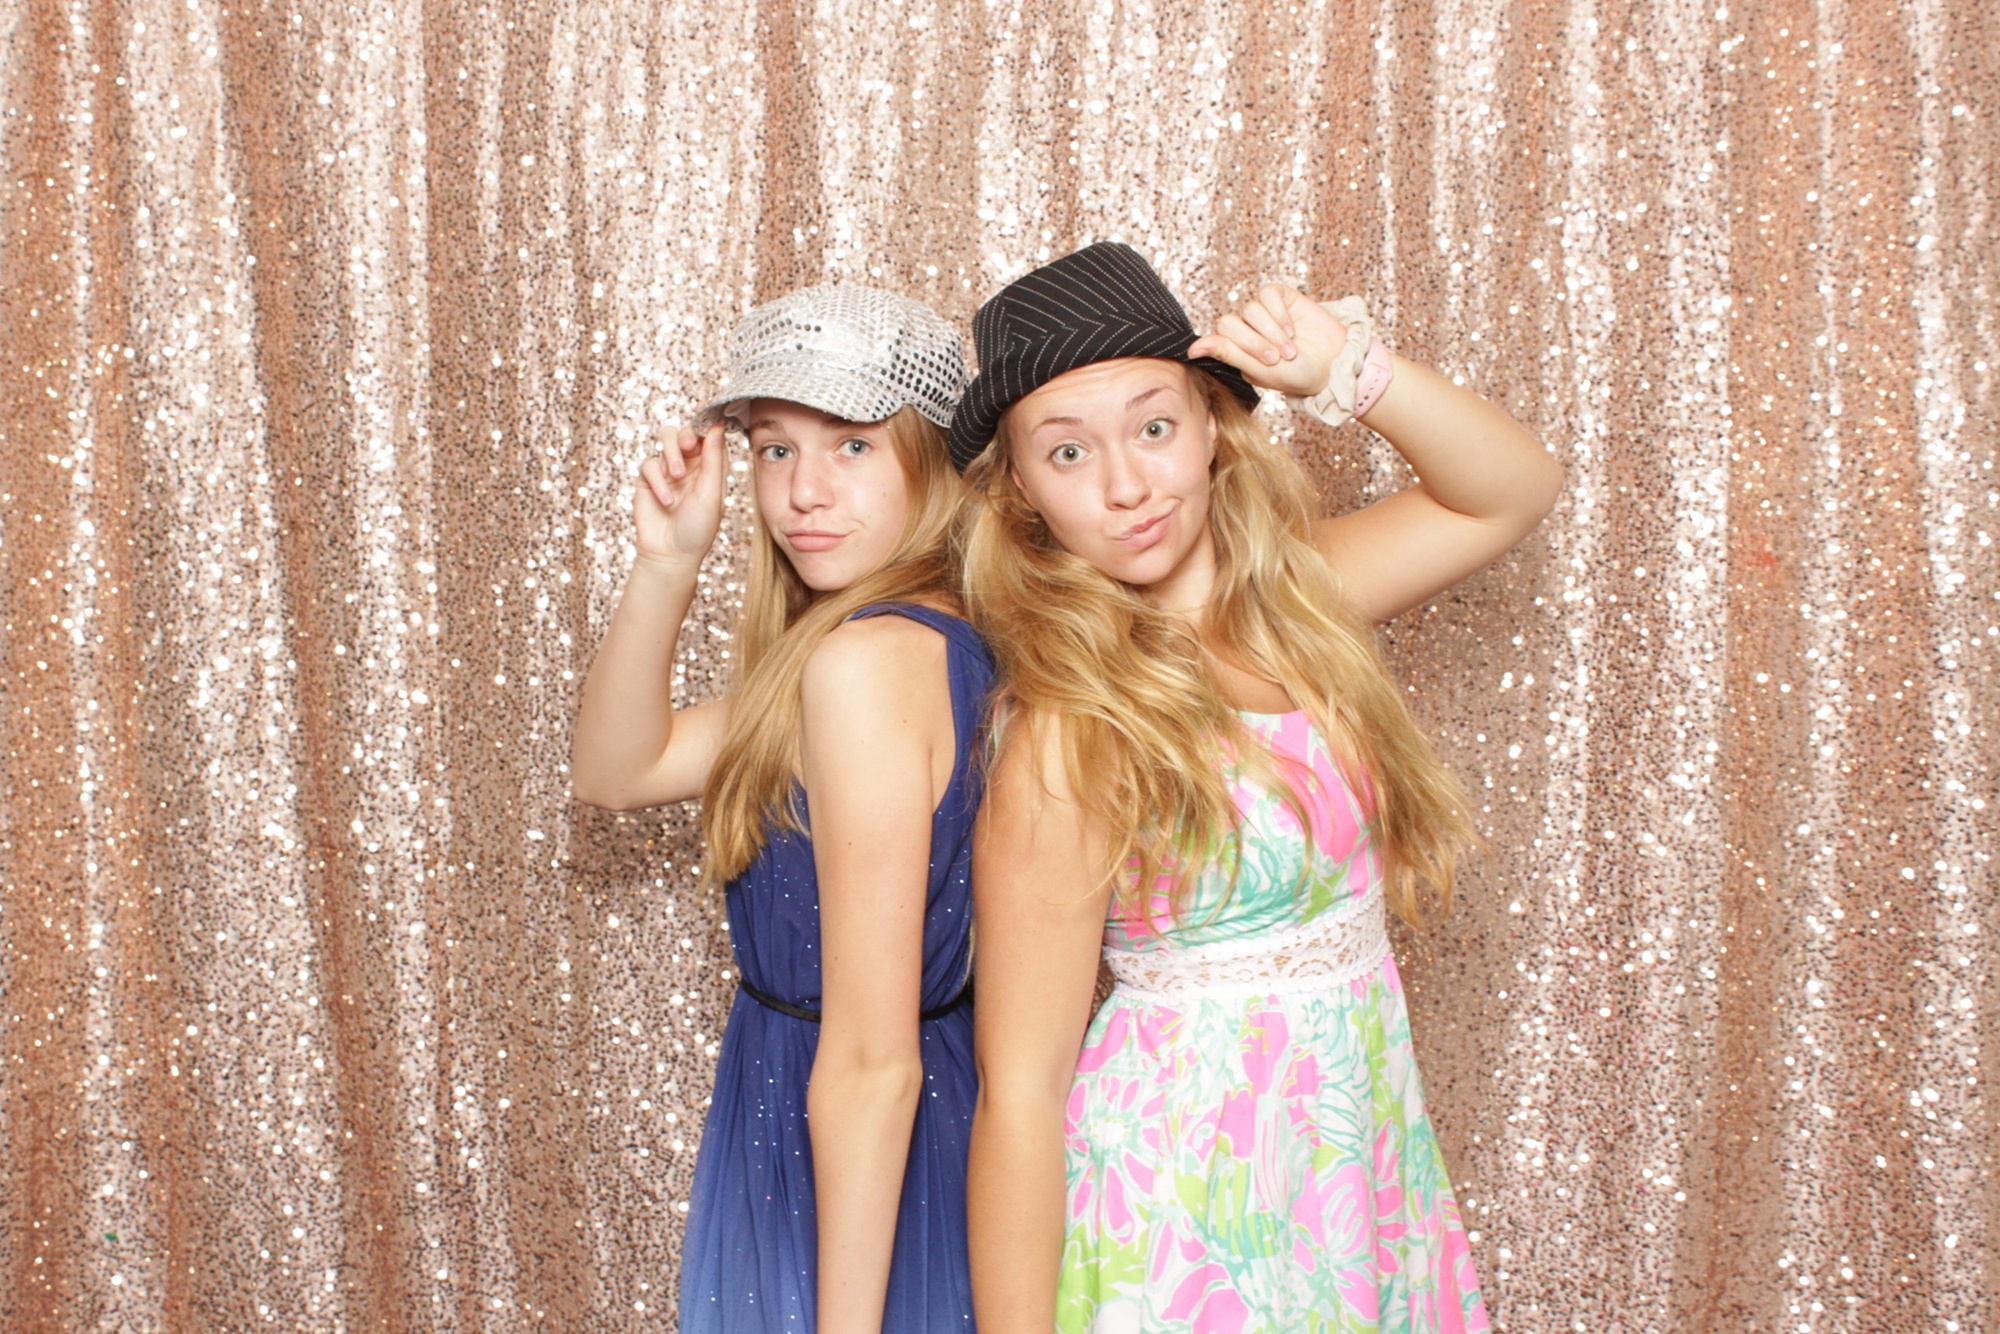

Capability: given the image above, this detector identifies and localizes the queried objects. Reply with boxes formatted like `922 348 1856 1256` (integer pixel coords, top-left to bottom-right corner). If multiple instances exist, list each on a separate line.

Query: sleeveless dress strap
846 601 993 667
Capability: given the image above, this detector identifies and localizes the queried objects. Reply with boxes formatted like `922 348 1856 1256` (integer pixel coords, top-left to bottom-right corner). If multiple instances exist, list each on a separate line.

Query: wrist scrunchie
1287 296 1395 429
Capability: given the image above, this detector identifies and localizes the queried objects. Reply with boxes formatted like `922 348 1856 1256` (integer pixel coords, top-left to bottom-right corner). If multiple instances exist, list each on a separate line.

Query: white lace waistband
1102 886 1391 1004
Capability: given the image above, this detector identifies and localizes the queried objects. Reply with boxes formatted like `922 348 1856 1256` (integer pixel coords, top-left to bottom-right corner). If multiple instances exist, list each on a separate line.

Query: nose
1101 444 1151 510
789 449 832 511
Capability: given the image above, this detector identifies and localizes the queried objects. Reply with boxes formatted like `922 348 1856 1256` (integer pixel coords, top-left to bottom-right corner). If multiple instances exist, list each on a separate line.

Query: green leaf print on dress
1058 712 1490 1334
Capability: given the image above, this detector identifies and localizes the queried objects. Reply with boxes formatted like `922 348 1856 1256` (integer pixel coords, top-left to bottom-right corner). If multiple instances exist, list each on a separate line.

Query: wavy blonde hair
960 366 1472 929
702 405 966 886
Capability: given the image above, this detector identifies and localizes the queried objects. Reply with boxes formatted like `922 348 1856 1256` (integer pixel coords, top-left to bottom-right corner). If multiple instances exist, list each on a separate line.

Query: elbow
808 1046 925 1119
569 772 613 810
569 756 643 811
568 748 610 809
569 774 626 811
1532 439 1565 517
573 788 645 813
973 1052 1076 1124
1510 433 1564 532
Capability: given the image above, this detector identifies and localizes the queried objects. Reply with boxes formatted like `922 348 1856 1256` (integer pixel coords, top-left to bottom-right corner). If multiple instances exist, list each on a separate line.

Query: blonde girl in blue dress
573 287 988 1333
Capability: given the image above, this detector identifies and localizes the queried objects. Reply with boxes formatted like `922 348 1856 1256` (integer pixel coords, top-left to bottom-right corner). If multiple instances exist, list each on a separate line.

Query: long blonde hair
960 367 1472 929
702 406 966 886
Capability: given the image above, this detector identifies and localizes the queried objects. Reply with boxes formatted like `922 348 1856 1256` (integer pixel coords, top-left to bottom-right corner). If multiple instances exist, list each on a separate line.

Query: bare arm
967 718 1114 1333
1309 353 1561 622
1192 286 1563 623
571 424 732 809
802 616 954 1334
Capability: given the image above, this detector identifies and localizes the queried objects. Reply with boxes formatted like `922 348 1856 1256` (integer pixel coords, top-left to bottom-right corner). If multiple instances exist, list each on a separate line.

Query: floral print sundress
1058 710 1490 1334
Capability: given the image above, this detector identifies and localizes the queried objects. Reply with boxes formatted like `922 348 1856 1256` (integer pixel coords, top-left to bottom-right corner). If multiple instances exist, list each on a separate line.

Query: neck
1140 521 1219 616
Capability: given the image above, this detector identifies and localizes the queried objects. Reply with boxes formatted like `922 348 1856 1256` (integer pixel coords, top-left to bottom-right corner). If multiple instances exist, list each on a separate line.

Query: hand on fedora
633 422 727 573
1188 284 1351 399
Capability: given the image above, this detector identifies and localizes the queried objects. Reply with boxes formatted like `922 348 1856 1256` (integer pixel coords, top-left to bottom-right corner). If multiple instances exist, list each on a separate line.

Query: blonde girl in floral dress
950 244 1562 1333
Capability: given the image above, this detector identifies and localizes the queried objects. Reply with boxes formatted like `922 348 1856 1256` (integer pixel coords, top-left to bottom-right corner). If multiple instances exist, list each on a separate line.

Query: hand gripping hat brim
698 285 968 444
947 242 1260 469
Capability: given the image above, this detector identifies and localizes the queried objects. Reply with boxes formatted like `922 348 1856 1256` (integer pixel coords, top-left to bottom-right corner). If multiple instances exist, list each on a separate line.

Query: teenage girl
572 286 990 1333
952 243 1561 1332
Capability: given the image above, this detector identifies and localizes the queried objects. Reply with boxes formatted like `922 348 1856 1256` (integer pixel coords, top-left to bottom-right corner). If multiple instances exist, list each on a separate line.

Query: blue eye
757 442 791 462
838 437 872 457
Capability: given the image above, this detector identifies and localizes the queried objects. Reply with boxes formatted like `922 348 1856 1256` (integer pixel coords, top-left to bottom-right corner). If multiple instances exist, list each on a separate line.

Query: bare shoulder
799 613 952 744
986 705 1080 810
978 706 1108 915
802 613 948 694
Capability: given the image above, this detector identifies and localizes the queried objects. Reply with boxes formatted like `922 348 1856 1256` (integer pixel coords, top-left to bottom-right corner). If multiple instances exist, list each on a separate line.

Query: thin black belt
737 975 973 1024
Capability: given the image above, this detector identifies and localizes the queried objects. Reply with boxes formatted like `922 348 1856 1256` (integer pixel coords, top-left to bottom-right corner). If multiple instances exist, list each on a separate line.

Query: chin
793 550 890 595
1090 543 1180 590
795 567 857 594
1085 557 1161 591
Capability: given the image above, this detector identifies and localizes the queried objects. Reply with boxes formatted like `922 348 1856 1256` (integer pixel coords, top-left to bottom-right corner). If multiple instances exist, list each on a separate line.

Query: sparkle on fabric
0 1 1991 1330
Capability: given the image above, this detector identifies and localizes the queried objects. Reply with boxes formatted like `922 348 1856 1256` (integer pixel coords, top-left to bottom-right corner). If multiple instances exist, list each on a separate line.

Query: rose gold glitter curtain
2 0 1995 1328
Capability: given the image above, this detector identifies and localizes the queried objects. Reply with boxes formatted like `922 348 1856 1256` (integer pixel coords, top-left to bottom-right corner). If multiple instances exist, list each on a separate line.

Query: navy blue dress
679 604 993 1333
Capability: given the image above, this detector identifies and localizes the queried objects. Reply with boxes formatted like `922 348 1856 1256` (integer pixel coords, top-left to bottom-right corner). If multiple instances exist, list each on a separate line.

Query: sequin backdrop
1 0 1995 1327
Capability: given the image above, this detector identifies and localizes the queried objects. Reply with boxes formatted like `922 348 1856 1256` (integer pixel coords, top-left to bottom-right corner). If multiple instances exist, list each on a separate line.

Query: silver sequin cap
698 285 968 438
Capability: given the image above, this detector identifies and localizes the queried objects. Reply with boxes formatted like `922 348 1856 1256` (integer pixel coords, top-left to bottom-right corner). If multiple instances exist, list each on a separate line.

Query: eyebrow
1030 385 1176 434
748 416 868 434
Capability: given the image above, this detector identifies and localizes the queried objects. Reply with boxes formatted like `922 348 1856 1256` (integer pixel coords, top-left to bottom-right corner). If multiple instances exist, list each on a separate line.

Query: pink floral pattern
1058 712 1490 1333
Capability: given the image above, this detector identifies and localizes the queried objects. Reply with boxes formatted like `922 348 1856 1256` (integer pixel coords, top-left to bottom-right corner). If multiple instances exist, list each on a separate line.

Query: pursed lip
1115 510 1172 549
784 529 846 552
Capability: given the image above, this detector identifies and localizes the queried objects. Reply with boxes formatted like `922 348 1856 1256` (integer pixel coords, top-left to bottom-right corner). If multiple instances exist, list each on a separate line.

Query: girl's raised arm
967 719 1115 1332
571 423 733 809
1192 285 1563 623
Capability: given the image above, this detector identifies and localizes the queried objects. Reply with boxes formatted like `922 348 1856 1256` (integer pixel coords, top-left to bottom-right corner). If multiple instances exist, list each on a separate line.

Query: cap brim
697 363 952 433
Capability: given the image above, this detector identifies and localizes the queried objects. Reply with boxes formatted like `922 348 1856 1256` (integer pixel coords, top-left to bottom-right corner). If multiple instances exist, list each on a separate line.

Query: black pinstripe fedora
947 242 1261 469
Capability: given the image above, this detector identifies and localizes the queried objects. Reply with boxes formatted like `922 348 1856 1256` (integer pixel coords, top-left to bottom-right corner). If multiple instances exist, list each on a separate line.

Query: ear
1204 408 1220 468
